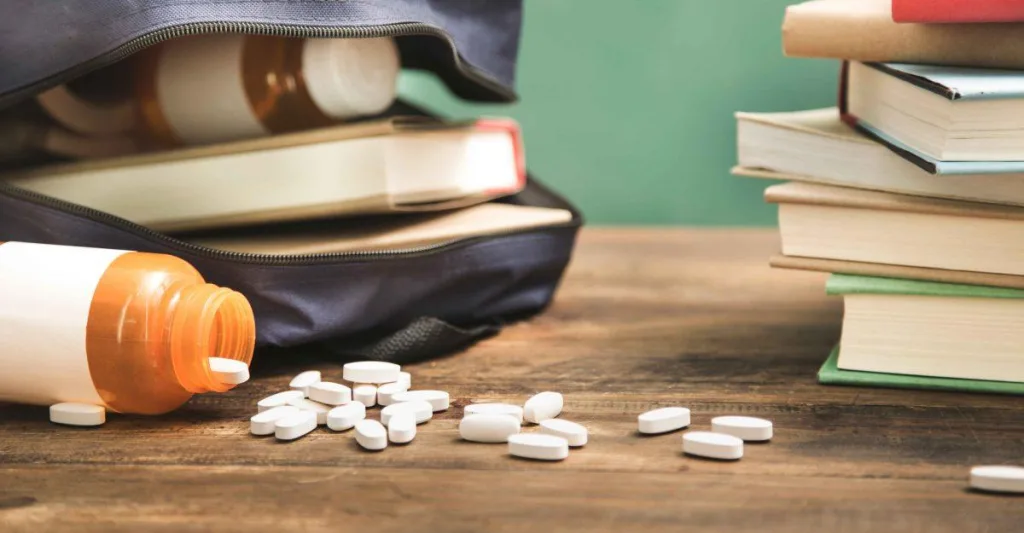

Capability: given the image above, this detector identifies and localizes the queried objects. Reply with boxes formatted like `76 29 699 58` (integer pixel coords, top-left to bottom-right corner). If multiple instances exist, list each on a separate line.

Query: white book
733 108 1024 206
1 117 525 232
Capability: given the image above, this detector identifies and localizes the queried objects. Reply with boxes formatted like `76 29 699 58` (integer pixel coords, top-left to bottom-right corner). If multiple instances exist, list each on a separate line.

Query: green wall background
399 0 838 225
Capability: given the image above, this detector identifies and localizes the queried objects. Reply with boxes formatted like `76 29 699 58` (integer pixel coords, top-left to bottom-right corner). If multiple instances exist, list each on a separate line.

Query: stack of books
734 0 1024 395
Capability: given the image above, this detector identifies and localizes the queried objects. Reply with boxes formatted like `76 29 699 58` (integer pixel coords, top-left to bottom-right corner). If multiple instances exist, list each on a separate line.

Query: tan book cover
783 0 1024 70
192 203 574 255
2 117 526 232
764 182 1024 222
768 182 1024 277
771 255 1024 290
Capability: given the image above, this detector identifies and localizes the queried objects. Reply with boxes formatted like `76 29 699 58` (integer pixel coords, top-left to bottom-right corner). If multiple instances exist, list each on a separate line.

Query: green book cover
818 346 1024 396
826 274 1024 299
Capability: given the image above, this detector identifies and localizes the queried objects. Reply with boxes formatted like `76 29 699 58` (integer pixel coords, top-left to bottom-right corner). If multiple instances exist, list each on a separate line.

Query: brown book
766 182 1024 277
771 255 1024 290
783 0 1024 70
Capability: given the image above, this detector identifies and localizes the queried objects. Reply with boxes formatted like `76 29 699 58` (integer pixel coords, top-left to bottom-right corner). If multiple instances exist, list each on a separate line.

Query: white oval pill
683 431 743 460
970 465 1024 494
326 402 366 431
460 414 521 443
353 384 377 407
380 400 433 425
286 398 331 425
250 406 299 436
508 433 569 461
398 371 412 389
289 370 321 396
388 412 417 444
343 361 401 384
391 390 450 412
377 381 409 406
49 403 105 427
523 392 563 424
208 357 250 385
539 419 588 447
638 407 691 434
308 382 351 406
355 419 388 450
465 403 524 424
257 390 305 412
711 416 773 442
274 410 317 441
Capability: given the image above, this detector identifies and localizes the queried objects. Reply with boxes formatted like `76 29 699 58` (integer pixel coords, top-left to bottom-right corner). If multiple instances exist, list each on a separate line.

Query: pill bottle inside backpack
35 35 400 148
0 241 256 415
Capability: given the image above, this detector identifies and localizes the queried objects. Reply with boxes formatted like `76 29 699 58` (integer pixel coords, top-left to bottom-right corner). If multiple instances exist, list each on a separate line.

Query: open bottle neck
168 283 255 394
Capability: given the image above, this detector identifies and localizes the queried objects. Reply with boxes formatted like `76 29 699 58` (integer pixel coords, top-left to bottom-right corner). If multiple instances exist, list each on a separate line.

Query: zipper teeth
0 181 577 266
0 21 515 110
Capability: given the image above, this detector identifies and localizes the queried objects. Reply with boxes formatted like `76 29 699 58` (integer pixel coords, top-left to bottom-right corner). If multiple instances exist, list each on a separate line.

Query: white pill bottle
0 242 256 414
135 34 400 146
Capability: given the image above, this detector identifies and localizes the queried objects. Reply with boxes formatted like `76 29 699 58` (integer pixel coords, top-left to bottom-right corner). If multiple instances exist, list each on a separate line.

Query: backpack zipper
0 180 579 266
0 21 516 110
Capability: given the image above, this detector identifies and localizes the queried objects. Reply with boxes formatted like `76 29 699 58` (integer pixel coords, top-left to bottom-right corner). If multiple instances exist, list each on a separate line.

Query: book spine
782 3 1024 70
893 0 1024 23
474 118 527 192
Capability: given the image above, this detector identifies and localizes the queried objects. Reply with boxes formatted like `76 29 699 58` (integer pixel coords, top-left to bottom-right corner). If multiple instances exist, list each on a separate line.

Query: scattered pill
286 397 331 425
388 412 417 444
464 403 524 424
523 392 563 424
508 433 569 461
683 431 743 460
398 371 412 389
353 384 377 407
49 403 105 427
308 382 351 406
970 465 1024 494
257 390 305 412
380 400 433 425
274 410 317 441
289 370 321 396
343 361 401 384
638 407 691 434
208 357 250 385
711 416 773 442
326 402 367 432
250 406 299 436
460 414 521 443
355 419 388 451
377 381 409 406
391 390 449 412
539 419 588 447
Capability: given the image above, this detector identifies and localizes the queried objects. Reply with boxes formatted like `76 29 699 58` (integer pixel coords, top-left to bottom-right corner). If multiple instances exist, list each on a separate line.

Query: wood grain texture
1 228 1022 532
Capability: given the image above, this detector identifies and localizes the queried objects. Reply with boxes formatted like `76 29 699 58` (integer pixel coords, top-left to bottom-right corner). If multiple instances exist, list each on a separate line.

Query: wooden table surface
1 228 1022 532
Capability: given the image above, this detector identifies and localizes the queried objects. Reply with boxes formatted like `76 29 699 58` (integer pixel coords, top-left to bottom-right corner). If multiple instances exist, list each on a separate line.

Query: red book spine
893 0 1024 23
474 118 527 193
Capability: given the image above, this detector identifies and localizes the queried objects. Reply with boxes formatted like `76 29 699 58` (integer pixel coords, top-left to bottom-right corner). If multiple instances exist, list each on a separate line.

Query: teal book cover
819 346 1024 396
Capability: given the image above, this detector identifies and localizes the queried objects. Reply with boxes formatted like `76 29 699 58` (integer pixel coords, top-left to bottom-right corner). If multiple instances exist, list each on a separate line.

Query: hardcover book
840 62 1024 170
819 346 1024 395
734 108 1024 204
828 274 1024 383
784 0 1024 70
766 181 1024 277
